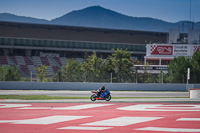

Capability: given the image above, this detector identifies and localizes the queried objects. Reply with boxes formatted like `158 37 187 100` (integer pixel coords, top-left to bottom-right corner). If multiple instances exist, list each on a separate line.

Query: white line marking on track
0 120 16 123
0 104 31 108
117 104 200 111
135 127 200 132
82 117 163 126
18 107 52 109
12 115 91 125
52 104 113 110
177 118 200 121
58 126 112 130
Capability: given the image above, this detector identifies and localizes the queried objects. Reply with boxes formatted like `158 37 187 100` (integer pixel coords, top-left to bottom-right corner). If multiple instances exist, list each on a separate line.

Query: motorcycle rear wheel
90 94 96 101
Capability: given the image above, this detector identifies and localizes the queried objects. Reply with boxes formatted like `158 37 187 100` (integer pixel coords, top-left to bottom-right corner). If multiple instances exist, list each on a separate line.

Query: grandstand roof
0 21 167 44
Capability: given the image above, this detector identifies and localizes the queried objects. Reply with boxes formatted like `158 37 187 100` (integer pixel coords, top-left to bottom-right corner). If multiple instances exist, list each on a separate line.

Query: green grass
0 95 89 100
112 97 188 99
0 95 188 100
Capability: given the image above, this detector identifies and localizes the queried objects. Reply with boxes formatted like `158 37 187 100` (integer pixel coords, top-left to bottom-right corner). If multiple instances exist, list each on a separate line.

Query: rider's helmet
101 86 105 90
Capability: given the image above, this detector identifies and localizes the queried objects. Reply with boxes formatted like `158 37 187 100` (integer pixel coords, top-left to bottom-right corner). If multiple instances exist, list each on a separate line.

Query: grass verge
0 95 89 100
0 95 188 100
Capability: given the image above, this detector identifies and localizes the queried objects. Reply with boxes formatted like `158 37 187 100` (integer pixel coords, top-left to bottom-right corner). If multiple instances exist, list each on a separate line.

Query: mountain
0 13 49 24
0 6 199 32
51 6 175 32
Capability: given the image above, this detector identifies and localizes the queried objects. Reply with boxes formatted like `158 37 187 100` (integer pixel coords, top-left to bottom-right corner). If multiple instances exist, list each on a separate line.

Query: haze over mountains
0 6 199 32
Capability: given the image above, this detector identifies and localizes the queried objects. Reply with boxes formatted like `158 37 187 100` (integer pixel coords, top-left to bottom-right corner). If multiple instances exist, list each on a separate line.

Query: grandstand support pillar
3 49 9 56
159 58 161 65
144 58 146 65
64 52 67 57
26 50 31 56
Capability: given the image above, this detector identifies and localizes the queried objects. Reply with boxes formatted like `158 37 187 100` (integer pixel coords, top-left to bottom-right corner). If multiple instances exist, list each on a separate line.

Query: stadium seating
28 65 37 76
0 56 8 65
0 56 70 77
6 56 17 66
40 57 50 66
16 56 26 65
59 57 67 66
20 65 30 76
32 56 42 66
52 66 60 73
76 58 83 63
0 55 85 77
24 57 33 65
53 57 62 66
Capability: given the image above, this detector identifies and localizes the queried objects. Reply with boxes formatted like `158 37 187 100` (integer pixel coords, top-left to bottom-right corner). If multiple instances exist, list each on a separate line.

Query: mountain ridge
0 6 199 32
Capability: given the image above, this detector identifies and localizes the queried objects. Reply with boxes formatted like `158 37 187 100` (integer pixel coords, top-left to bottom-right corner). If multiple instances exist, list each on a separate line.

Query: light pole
135 68 137 83
187 68 190 84
161 70 163 84
110 72 112 83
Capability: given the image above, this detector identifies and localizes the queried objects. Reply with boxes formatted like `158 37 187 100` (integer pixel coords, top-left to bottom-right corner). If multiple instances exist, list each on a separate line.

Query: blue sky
0 0 200 22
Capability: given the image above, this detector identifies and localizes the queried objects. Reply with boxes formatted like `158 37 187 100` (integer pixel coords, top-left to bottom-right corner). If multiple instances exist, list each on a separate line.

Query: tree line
167 52 200 83
52 49 137 83
0 49 200 83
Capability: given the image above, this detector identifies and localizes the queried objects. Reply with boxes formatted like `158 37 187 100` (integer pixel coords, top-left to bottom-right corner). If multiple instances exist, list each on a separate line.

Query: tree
137 62 158 83
59 59 83 82
166 56 190 83
35 65 48 82
0 65 20 81
107 48 134 83
81 51 104 82
190 52 200 83
0 65 4 81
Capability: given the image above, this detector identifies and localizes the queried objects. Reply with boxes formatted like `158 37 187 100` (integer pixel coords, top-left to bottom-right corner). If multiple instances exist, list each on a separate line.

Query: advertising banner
40 52 59 57
150 45 173 55
194 45 200 52
173 45 188 56
147 44 198 57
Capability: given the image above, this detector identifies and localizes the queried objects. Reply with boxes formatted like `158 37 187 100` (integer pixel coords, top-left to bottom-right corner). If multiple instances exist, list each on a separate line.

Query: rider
97 85 106 98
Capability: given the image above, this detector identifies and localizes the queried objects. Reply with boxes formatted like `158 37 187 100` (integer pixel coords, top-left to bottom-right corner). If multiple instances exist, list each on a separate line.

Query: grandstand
0 21 168 78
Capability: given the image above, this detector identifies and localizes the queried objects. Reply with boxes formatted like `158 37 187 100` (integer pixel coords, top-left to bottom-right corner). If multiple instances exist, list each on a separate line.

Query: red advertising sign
151 45 173 55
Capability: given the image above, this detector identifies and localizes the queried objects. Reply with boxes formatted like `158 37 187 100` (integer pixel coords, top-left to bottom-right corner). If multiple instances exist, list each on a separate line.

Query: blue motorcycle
90 89 111 101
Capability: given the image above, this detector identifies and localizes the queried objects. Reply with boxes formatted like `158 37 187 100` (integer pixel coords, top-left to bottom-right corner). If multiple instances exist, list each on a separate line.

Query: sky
0 0 200 22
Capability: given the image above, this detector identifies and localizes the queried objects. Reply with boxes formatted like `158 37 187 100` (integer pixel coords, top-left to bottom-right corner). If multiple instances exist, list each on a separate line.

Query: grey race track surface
1 90 200 103
0 90 188 97
1 98 200 103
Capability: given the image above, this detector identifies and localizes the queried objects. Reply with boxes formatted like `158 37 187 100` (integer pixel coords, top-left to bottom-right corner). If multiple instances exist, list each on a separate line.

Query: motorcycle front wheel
105 95 111 101
90 94 96 101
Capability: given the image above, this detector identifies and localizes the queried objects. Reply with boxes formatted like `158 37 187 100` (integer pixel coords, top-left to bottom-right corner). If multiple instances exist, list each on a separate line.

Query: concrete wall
1 81 200 91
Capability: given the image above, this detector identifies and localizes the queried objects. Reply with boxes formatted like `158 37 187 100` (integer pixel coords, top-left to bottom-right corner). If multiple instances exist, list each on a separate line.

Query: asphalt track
1 90 200 103
1 90 200 132
0 103 200 133
0 90 188 97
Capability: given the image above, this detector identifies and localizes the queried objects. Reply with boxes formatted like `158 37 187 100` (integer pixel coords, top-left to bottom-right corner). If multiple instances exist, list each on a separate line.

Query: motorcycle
90 89 111 101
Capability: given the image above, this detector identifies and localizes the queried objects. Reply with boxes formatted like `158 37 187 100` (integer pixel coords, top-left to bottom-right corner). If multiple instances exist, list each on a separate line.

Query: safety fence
0 81 200 91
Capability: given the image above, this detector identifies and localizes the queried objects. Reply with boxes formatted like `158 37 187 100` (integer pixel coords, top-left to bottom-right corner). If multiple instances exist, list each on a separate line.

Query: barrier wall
1 81 200 91
189 89 200 98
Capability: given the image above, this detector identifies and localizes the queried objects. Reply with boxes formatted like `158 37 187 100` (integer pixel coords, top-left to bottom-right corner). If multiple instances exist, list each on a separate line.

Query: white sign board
146 44 200 57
